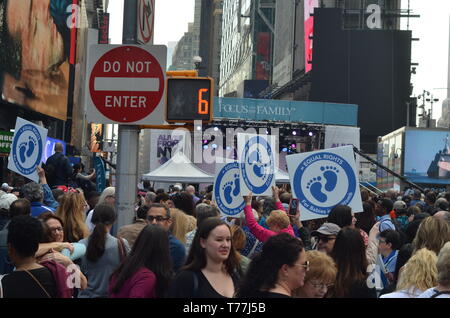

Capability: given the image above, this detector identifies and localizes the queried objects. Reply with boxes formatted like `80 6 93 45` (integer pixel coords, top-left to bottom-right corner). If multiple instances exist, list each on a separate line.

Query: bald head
434 211 450 223
54 143 64 153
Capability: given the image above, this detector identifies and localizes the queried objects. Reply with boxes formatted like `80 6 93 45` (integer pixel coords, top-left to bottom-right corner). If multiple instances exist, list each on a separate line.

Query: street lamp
193 56 202 71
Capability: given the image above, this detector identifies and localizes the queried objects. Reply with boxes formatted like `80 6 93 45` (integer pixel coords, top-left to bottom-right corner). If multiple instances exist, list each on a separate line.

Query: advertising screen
404 130 450 184
304 0 318 73
0 0 77 120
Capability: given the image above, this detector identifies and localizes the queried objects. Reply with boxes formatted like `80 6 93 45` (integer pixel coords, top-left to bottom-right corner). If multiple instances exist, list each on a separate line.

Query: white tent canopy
142 152 214 183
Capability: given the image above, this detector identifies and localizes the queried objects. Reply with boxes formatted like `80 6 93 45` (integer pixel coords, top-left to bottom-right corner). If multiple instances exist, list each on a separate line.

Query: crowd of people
0 149 449 298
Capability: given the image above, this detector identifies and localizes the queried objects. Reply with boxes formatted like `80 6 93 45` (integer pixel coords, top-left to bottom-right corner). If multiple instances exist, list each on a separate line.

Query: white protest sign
8 118 48 182
237 133 276 196
286 145 363 221
213 161 245 217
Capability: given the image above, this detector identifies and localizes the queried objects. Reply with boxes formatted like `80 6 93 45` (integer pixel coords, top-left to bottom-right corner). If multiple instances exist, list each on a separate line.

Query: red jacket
244 201 295 243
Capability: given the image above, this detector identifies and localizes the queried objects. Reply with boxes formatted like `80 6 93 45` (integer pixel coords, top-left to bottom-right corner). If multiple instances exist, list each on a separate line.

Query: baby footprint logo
18 136 37 164
306 166 339 203
222 174 240 204
247 147 269 180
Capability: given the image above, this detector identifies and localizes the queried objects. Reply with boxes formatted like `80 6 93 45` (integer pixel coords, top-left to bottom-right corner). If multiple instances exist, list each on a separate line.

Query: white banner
324 125 360 150
149 129 189 172
286 145 363 221
213 161 245 217
237 134 276 196
8 118 48 182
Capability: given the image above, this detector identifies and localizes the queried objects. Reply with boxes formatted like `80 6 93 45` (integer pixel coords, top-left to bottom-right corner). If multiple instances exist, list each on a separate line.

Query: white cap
1 183 12 191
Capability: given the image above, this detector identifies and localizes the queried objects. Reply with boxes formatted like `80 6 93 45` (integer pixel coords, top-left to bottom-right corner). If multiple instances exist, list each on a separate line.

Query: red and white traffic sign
137 0 155 44
86 45 167 125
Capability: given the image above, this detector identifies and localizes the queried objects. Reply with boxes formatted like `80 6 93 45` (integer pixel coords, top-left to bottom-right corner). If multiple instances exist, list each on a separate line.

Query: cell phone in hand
288 198 299 215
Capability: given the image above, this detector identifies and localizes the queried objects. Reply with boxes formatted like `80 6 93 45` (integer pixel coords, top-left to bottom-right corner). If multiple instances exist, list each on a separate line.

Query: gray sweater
78 234 130 298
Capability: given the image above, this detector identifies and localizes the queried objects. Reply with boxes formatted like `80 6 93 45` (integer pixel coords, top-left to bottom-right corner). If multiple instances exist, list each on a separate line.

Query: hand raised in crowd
244 192 253 206
289 204 302 228
369 221 380 240
37 166 47 184
272 186 280 201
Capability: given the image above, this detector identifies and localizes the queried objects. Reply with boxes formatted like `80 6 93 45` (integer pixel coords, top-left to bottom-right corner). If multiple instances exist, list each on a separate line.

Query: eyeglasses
379 239 387 244
147 215 170 222
308 281 333 290
50 227 63 233
294 260 310 271
318 236 336 243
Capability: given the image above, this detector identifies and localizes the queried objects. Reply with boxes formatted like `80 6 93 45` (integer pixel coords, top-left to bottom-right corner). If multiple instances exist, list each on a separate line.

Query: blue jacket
31 202 55 218
169 234 186 273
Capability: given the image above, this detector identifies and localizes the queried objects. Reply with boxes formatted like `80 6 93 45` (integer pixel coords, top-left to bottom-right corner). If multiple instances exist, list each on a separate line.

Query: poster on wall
0 0 77 121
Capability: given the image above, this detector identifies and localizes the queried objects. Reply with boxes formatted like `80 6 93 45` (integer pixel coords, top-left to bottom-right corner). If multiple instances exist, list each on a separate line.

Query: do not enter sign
86 45 167 125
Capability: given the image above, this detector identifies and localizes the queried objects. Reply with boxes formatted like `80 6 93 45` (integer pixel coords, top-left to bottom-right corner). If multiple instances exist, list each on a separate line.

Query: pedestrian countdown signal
165 77 214 123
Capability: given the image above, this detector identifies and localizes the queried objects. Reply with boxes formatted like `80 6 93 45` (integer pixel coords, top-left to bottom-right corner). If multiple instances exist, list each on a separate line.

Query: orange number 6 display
198 89 209 115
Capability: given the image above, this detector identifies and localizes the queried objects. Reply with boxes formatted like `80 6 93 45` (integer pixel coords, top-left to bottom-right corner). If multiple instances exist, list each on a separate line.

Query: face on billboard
0 0 72 120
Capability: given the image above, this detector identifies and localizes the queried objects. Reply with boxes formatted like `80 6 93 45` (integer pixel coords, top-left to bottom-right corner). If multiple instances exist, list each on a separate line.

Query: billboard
304 0 318 73
404 129 450 184
0 0 77 121
310 8 412 153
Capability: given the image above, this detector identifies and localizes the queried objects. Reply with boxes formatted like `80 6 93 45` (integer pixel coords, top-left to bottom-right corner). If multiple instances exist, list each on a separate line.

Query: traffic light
165 71 214 123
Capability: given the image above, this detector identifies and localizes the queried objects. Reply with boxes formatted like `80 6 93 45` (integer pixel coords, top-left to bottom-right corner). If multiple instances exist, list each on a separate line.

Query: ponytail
86 204 116 262
86 223 107 262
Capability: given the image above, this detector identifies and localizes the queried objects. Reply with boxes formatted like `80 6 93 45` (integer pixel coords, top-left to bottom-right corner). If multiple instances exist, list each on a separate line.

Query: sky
109 0 195 46
108 0 450 120
402 0 450 121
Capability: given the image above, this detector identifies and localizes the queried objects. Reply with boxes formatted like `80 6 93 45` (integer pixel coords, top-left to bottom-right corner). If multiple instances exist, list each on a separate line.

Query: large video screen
0 0 76 120
404 130 450 184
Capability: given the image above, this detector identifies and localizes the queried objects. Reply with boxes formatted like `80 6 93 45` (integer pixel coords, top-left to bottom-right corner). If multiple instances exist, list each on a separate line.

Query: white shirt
380 288 423 298
86 209 94 232
184 229 197 256
417 287 450 298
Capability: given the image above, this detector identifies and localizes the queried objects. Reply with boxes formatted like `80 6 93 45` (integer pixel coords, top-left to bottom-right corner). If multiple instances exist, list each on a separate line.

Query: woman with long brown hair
168 218 241 298
330 227 377 298
56 191 90 243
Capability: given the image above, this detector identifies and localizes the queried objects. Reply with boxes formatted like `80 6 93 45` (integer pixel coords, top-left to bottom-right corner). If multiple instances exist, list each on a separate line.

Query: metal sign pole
115 0 140 233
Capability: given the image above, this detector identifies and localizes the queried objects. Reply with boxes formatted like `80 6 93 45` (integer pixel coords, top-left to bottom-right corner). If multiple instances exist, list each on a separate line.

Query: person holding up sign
243 187 295 243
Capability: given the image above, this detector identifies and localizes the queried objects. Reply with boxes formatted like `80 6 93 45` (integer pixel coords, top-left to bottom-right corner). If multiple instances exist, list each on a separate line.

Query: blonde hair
413 217 450 255
305 250 337 283
437 242 450 286
266 210 290 230
56 192 90 242
169 208 196 244
396 248 438 293
293 250 337 297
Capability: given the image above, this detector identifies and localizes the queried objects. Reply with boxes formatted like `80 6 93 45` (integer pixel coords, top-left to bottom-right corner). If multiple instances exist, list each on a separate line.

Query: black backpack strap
430 289 450 298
